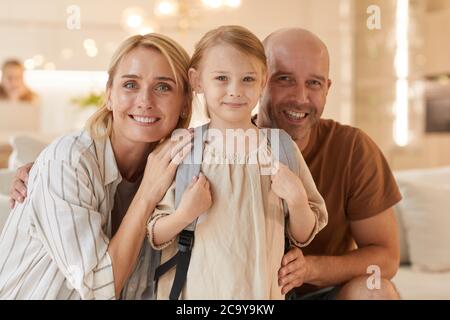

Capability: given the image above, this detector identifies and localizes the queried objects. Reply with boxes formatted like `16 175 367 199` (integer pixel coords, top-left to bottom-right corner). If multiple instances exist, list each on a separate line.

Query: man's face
260 44 331 143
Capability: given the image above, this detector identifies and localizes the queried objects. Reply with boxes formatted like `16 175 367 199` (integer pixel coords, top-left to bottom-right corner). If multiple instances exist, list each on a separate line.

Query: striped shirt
0 130 159 300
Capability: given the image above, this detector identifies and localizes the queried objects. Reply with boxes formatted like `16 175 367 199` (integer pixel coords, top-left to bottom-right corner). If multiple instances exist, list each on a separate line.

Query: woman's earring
180 111 187 119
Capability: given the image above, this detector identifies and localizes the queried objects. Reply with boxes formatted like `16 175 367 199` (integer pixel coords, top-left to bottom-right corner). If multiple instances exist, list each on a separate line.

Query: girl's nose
228 82 243 98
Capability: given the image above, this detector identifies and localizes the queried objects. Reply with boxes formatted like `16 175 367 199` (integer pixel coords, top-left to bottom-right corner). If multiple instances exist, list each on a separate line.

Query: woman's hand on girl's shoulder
138 128 194 206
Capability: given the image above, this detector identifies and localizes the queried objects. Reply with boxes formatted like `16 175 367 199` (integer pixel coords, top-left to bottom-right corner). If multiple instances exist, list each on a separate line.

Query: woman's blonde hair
86 33 192 139
190 25 267 74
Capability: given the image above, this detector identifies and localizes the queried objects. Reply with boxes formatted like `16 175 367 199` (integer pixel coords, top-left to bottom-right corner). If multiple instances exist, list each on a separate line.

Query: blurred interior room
0 0 449 300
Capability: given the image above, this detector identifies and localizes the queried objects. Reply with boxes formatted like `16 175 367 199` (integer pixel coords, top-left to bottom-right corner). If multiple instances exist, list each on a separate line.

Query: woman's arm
32 160 117 300
31 131 193 299
107 130 194 298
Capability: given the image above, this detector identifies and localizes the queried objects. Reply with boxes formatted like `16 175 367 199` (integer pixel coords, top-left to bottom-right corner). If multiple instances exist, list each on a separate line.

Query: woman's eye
155 83 171 92
243 76 255 82
124 82 137 89
216 75 227 81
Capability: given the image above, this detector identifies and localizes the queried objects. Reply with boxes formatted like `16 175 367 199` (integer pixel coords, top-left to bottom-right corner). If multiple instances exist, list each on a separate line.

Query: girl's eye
124 81 138 89
155 83 171 92
216 75 228 81
243 76 256 82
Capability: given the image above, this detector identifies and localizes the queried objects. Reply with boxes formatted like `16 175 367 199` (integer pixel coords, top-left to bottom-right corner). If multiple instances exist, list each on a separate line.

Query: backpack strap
266 128 300 215
154 123 208 300
266 128 301 254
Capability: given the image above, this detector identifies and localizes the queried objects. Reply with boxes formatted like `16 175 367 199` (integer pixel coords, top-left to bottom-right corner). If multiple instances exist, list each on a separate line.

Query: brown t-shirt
300 119 402 258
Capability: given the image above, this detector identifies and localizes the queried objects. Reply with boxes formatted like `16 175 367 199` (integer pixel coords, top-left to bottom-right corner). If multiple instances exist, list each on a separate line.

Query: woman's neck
110 131 154 182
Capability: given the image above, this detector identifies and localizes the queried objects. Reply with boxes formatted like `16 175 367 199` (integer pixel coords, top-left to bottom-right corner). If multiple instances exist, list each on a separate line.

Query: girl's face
190 44 266 129
108 46 186 145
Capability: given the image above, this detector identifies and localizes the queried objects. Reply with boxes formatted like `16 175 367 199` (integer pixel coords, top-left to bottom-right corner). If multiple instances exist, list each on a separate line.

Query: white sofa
0 136 449 299
0 135 48 232
0 169 15 231
392 166 450 300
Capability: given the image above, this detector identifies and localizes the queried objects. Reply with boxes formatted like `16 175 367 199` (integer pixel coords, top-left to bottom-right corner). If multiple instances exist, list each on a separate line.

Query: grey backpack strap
267 128 301 215
266 128 301 255
154 123 208 300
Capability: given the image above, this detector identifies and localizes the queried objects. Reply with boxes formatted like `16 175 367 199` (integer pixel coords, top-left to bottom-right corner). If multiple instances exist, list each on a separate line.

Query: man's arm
279 208 400 293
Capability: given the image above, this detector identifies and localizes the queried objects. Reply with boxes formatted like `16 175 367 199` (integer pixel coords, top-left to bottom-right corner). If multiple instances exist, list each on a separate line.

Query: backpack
154 123 301 300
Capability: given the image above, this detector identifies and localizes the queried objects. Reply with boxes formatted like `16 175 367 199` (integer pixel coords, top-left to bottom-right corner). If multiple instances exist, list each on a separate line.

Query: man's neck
295 130 311 153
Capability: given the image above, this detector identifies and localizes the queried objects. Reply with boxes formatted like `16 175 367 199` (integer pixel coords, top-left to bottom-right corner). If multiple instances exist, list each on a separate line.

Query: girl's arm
271 146 328 247
148 173 212 249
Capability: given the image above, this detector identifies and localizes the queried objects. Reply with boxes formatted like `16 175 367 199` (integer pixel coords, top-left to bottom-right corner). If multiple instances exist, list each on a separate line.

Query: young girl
147 25 328 300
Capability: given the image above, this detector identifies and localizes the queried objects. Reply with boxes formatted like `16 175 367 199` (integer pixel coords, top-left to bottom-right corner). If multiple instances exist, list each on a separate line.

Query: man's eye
155 83 171 92
216 76 227 81
124 82 138 89
277 76 292 82
308 80 322 88
243 76 255 82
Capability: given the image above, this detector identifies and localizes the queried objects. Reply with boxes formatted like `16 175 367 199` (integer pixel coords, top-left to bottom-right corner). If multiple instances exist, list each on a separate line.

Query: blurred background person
0 59 39 105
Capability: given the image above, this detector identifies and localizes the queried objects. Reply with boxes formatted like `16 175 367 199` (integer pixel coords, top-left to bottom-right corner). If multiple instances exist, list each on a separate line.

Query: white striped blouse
0 130 159 300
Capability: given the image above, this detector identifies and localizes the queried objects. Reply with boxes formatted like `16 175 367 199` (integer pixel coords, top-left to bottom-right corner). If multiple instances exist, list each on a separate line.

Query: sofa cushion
395 167 450 272
393 266 450 300
8 135 47 170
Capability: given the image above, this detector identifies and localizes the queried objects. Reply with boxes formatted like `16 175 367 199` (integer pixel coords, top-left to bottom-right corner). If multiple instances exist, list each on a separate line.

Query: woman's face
108 46 186 145
2 65 26 97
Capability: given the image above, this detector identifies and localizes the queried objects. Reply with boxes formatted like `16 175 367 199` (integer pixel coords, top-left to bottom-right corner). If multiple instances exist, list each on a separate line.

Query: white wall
1 0 354 136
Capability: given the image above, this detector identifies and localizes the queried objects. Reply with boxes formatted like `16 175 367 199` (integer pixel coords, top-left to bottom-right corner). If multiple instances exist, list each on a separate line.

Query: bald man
257 28 402 300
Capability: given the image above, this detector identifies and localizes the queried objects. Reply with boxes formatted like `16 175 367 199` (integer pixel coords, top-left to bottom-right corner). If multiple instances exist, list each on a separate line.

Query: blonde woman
0 34 193 300
0 59 38 104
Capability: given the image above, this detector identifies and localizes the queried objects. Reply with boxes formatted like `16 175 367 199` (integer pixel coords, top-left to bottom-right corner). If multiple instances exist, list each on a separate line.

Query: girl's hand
137 129 194 207
177 173 212 224
9 162 33 209
271 161 308 208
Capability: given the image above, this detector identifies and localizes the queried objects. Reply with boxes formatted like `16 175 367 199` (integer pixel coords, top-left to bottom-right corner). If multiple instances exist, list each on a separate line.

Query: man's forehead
269 44 328 76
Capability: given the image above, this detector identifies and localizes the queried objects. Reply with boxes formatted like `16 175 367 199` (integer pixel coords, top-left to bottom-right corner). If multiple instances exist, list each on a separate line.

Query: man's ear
188 68 203 94
327 79 332 91
261 72 269 91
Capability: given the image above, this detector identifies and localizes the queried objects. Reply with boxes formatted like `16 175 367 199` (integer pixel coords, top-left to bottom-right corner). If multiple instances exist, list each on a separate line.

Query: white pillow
8 135 47 170
397 181 450 272
395 167 450 270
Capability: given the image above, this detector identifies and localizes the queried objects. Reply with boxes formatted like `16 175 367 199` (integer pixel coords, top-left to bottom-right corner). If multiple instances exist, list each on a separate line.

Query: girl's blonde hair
190 25 267 74
86 33 192 139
